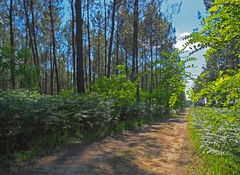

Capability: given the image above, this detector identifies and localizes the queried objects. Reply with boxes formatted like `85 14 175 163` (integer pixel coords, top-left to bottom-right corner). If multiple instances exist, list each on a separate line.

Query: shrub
0 90 153 165
189 107 240 175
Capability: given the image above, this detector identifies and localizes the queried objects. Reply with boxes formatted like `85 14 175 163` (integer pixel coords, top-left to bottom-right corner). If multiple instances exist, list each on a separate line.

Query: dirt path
10 112 188 175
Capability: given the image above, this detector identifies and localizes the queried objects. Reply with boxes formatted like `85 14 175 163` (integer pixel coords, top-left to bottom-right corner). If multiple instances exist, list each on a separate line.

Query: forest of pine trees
0 0 189 166
0 0 240 174
0 0 182 95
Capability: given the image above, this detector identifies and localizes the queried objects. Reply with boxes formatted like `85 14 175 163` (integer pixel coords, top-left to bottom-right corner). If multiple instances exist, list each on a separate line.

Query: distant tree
49 0 60 93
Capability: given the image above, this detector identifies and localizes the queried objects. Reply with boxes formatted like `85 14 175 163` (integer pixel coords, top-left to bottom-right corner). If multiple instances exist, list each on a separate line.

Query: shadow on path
8 113 188 175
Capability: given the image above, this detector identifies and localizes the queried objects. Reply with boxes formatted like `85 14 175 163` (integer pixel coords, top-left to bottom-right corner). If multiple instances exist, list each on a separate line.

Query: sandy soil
8 112 188 175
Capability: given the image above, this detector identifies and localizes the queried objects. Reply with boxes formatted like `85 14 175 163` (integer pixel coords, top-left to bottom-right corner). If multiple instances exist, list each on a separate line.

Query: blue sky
169 0 207 78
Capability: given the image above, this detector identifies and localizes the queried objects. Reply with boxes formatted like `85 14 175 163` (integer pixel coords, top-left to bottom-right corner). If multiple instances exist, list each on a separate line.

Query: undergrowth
0 90 164 167
188 107 240 175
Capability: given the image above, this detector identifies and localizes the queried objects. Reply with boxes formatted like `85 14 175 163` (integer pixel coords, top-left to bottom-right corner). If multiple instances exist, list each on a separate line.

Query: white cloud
174 32 191 51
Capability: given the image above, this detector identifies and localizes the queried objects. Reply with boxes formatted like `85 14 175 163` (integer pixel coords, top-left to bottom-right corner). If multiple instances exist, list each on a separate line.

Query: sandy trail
9 112 188 175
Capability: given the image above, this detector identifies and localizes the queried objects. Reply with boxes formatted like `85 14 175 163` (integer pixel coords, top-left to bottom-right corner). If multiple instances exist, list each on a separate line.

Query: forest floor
9 112 189 175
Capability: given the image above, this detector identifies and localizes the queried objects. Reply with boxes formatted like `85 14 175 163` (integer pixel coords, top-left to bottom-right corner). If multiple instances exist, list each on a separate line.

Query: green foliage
152 51 191 110
188 108 240 175
187 0 240 58
0 90 154 165
92 74 137 107
191 70 240 108
0 47 38 89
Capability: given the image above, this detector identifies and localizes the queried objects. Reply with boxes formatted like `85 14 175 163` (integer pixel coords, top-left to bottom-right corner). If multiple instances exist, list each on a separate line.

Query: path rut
9 112 188 175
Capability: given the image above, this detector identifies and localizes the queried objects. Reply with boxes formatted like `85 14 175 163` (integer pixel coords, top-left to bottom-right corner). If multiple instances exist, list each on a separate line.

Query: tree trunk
116 17 119 75
131 0 139 100
49 0 60 93
71 0 76 86
107 0 117 78
50 46 54 95
23 0 36 65
125 48 128 78
24 0 42 92
75 0 85 93
97 30 100 77
30 0 42 93
104 0 107 76
150 37 153 94
9 0 15 88
44 51 48 94
87 0 91 90
30 0 39 66
144 52 148 91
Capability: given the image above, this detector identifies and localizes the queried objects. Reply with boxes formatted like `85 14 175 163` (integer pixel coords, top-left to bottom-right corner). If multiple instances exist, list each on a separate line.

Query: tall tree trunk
83 0 88 89
116 17 119 75
84 43 88 89
75 0 85 93
25 20 28 51
150 37 153 94
67 51 70 89
44 51 48 94
50 46 54 95
155 45 158 86
30 0 39 66
30 0 42 93
141 50 144 89
49 0 60 93
97 29 100 77
87 0 91 90
107 0 117 78
23 0 37 65
104 0 107 76
131 0 138 81
131 0 139 100
9 0 15 88
125 48 128 78
24 0 41 92
144 52 148 91
71 0 76 86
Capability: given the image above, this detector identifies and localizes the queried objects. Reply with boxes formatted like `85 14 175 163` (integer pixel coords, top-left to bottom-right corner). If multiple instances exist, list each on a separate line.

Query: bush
0 90 153 165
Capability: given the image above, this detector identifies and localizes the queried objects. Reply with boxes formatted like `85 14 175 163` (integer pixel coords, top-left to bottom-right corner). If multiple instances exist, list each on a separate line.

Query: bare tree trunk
83 0 88 89
67 52 70 89
116 17 119 75
125 48 128 78
150 37 153 94
50 46 54 95
97 28 100 77
104 0 107 76
75 0 85 93
44 51 48 94
9 0 15 88
30 0 39 66
107 0 117 78
87 0 91 90
155 45 158 86
132 0 139 100
49 0 60 93
144 52 148 91
71 0 76 86
141 50 144 89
